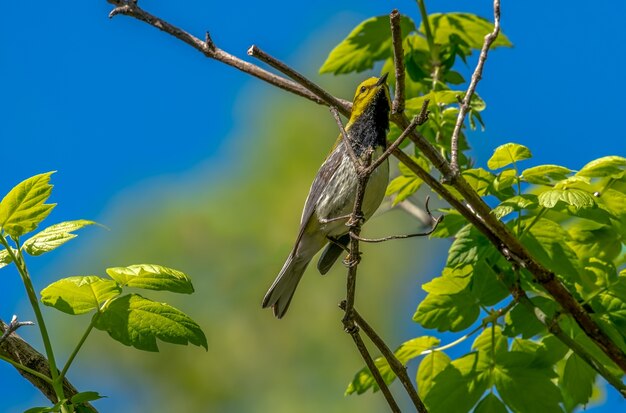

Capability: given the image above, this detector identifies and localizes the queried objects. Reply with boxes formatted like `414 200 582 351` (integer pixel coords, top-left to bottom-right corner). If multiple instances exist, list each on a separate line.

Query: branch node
204 31 216 52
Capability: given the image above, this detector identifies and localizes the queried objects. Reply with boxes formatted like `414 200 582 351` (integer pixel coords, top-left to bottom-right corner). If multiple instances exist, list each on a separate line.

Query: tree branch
390 9 406 114
342 304 429 412
449 0 501 177
0 320 98 412
106 0 337 108
105 0 626 379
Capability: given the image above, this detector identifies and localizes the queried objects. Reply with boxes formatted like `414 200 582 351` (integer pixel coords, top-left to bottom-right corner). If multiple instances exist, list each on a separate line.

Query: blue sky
1 0 625 411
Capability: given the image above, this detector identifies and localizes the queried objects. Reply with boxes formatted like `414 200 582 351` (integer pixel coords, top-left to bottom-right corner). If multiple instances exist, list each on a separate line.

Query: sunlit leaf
424 13 512 51
41 276 121 315
491 194 538 220
487 143 532 170
106 264 194 294
320 15 415 74
521 164 572 185
0 248 14 269
413 289 480 332
94 294 207 351
462 168 495 196
70 391 105 405
538 188 596 210
0 172 56 237
22 220 97 256
577 156 626 178
417 351 450 398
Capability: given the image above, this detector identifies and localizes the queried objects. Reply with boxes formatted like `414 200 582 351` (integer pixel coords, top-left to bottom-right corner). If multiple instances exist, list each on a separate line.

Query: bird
262 73 391 318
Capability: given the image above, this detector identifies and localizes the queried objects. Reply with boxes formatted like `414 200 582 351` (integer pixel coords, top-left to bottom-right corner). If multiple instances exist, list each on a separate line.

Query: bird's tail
262 253 310 318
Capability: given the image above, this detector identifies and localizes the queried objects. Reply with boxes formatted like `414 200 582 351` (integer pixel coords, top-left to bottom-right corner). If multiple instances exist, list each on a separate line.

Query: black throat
346 90 390 156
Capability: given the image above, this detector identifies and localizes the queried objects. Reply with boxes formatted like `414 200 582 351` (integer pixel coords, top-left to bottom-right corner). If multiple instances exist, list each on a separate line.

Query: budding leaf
23 220 97 256
0 171 56 237
487 143 532 170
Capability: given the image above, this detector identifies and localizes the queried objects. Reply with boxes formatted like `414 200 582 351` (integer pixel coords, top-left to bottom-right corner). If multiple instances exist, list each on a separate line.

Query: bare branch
343 320 401 412
248 45 351 117
106 0 331 106
343 304 428 413
389 9 406 114
449 0 501 177
0 320 98 412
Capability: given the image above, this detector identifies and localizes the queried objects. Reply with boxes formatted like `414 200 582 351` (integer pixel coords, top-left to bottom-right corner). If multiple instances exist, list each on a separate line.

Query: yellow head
347 73 391 127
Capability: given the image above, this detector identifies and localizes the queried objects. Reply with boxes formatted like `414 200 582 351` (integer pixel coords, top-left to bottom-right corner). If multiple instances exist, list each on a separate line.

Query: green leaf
70 391 105 405
471 261 509 307
491 194 538 220
94 294 207 351
472 326 508 361
422 265 472 295
405 90 485 114
487 143 532 170
503 297 557 338
413 289 480 332
106 264 194 294
538 188 596 210
577 155 626 178
521 164 572 185
492 169 517 193
447 224 493 268
22 220 97 256
346 336 439 395
462 168 495 196
41 276 121 315
320 15 415 74
0 248 14 269
424 13 512 51
561 353 595 408
417 351 450 398
521 218 581 280
424 352 490 413
0 172 56 237
474 393 507 413
493 354 563 413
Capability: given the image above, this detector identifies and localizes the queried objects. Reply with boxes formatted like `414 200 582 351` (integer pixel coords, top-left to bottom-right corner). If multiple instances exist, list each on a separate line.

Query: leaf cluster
320 5 626 413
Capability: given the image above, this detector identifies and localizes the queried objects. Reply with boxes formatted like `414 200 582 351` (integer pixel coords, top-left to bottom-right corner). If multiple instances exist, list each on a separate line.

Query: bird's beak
376 72 389 86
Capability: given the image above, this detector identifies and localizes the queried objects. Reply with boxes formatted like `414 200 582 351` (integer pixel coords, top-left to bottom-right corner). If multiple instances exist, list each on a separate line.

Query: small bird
262 73 391 318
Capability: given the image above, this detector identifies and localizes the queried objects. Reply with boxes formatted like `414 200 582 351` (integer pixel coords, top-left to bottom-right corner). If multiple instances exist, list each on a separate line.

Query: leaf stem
0 235 68 411
518 207 546 239
60 315 97 381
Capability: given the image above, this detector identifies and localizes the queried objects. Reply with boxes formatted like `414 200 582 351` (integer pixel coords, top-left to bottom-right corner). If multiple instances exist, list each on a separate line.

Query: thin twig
345 322 401 412
352 195 443 243
248 45 351 117
390 9 406 114
329 106 361 168
449 0 501 177
344 304 428 413
0 315 34 345
106 0 339 108
0 320 98 412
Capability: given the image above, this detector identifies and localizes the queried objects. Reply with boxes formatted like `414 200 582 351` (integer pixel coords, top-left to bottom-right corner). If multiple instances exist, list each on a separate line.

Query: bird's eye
360 86 367 93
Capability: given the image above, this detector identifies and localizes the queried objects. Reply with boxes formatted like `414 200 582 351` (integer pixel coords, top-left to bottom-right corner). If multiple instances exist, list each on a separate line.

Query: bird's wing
301 141 344 224
290 142 345 251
